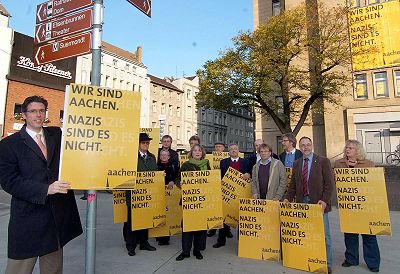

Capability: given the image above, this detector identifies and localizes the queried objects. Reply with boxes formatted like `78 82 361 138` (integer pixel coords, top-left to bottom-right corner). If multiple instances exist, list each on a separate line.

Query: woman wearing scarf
176 144 210 261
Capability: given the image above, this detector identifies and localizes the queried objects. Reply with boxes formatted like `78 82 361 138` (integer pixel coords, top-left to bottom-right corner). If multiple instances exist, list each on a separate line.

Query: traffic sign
126 0 151 17
34 32 91 66
36 0 93 23
35 9 92 44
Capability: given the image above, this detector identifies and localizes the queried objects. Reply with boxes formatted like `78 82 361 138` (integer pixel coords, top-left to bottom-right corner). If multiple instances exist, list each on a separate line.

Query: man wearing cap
123 132 158 256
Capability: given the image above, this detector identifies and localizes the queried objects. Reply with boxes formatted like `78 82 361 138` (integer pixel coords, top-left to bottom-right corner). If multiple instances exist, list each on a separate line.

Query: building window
113 78 117 88
394 70 400 96
162 88 166 96
208 132 212 143
275 96 284 113
169 91 173 98
105 75 110 87
368 0 380 5
230 128 233 134
59 110 64 123
125 63 130 70
177 107 181 117
373 71 389 97
138 85 142 92
272 0 281 16
168 125 173 135
152 122 157 128
113 59 118 66
153 85 157 93
187 106 192 118
348 0 361 7
120 80 124 89
177 93 182 101
354 74 368 99
177 126 181 140
132 83 136 91
152 101 157 112
161 103 166 114
13 103 22 117
169 105 173 116
187 89 191 99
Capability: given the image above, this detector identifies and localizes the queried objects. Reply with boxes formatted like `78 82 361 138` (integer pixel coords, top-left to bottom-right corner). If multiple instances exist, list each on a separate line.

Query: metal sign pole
86 0 103 273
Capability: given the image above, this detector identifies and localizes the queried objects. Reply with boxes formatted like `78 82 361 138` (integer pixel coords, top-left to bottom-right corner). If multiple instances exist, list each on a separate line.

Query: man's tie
302 158 309 195
142 154 147 164
36 133 47 160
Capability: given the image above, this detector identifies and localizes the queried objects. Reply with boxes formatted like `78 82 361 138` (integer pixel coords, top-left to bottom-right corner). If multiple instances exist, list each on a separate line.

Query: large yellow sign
179 154 189 166
113 190 127 223
280 203 328 273
349 0 400 71
238 199 281 261
131 171 166 230
181 170 223 232
206 152 244 169
60 84 141 189
335 167 391 235
149 186 182 237
140 128 160 160
221 167 252 228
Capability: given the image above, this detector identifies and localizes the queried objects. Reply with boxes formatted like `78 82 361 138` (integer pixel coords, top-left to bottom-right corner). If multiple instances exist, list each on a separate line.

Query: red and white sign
34 32 91 66
126 0 151 17
35 9 92 44
36 0 93 23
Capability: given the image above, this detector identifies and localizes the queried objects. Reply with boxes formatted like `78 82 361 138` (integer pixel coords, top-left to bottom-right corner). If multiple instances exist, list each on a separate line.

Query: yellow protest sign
349 0 400 71
131 171 166 230
221 167 252 228
60 84 141 189
112 190 127 223
285 167 293 182
335 167 391 235
181 169 223 232
149 186 182 237
179 154 189 166
238 199 281 261
207 152 244 169
140 128 160 160
280 203 328 274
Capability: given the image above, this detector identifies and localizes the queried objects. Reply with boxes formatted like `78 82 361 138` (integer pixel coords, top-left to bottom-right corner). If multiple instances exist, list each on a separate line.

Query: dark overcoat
0 126 82 259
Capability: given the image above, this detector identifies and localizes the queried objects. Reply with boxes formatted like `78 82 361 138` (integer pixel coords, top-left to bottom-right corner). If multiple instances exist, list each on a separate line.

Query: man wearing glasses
0 96 82 274
279 133 303 168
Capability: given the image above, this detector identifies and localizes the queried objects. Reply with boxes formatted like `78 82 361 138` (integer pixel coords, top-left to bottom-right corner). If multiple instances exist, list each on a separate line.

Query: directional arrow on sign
126 0 151 17
35 9 93 44
36 0 93 23
34 32 91 66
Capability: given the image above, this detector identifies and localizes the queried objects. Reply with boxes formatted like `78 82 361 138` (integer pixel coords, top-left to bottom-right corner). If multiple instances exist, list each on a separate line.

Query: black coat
0 126 82 259
220 157 251 179
157 160 179 185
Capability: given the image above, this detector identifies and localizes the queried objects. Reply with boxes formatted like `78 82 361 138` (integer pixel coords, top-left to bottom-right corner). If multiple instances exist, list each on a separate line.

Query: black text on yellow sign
238 199 281 261
335 167 391 235
280 202 328 274
131 171 166 230
181 169 223 232
221 167 252 228
60 83 141 189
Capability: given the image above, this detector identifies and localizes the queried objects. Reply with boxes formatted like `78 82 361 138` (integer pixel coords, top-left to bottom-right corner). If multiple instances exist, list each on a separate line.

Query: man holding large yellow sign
238 199 280 261
280 202 328 273
60 84 141 189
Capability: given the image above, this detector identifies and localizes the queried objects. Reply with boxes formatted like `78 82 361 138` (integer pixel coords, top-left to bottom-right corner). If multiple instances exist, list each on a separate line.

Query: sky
1 0 254 78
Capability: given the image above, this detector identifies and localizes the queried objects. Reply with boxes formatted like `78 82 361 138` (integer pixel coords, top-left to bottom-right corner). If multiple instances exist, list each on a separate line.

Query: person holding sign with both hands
334 140 380 273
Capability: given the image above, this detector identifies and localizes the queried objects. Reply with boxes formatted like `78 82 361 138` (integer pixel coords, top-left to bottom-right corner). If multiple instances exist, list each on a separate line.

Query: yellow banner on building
149 186 182 237
221 167 252 228
280 203 328 274
238 199 281 261
349 0 400 71
140 128 160 160
131 171 166 230
181 169 223 232
335 167 391 235
179 154 189 166
60 84 141 189
113 190 127 223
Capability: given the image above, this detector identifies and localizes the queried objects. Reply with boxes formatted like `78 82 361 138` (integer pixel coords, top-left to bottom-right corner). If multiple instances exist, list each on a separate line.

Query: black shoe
369 267 379 273
212 242 225 248
341 260 353 267
128 250 136 256
158 241 169 246
328 267 332 274
140 245 156 251
207 230 216 237
193 251 203 260
80 196 87 200
226 231 233 238
176 253 190 261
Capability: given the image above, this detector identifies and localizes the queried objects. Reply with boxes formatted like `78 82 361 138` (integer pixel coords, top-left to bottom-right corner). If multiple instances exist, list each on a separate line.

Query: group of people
0 95 380 274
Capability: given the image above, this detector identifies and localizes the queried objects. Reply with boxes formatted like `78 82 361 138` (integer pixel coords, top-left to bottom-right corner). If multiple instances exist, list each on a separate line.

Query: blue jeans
303 196 332 268
344 233 380 269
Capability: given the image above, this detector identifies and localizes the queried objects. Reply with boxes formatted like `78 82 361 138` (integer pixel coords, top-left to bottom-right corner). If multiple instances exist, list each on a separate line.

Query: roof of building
101 41 146 68
0 3 10 17
185 76 197 81
148 74 182 92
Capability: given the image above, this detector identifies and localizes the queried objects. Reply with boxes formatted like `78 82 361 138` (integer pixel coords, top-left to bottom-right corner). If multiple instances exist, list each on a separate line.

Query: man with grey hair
279 133 303 168
248 139 279 169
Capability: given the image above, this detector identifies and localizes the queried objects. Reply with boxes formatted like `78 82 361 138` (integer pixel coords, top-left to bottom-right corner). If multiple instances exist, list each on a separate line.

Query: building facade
253 0 400 164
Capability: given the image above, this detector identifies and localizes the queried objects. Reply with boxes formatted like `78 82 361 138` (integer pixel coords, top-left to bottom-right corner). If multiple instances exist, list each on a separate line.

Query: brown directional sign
35 9 92 44
127 0 151 17
36 0 93 23
34 32 91 66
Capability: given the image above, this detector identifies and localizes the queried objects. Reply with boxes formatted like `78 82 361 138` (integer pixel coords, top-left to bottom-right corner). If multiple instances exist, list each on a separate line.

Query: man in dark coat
123 132 158 256
283 136 334 274
213 143 251 248
279 133 303 167
0 96 82 274
158 134 179 166
247 139 279 169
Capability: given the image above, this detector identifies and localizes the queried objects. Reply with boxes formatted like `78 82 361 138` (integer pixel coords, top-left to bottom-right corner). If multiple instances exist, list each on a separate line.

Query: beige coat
251 158 288 200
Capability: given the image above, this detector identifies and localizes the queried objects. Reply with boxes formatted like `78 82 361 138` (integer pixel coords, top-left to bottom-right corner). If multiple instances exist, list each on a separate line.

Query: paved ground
0 191 398 274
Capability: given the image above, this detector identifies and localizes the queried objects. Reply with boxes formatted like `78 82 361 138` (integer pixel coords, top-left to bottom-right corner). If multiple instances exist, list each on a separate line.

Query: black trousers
217 224 231 245
182 230 207 255
123 197 149 251
156 236 170 243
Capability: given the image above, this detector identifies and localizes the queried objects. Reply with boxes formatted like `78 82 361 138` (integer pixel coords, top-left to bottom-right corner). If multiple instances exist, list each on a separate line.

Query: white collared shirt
230 157 239 163
287 148 296 154
25 127 46 147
